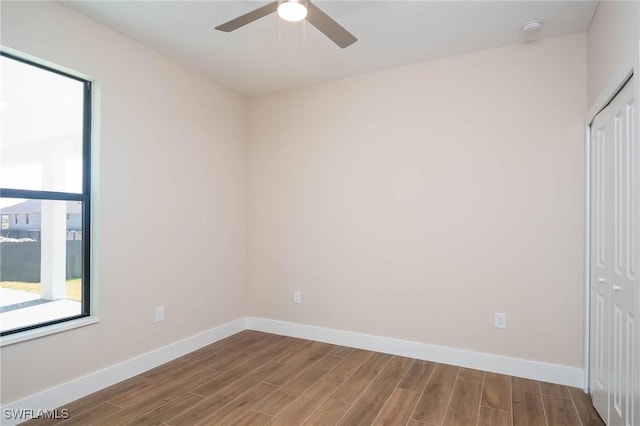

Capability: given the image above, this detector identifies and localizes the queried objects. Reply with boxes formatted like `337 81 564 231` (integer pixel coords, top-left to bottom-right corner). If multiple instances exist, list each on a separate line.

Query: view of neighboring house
0 199 82 241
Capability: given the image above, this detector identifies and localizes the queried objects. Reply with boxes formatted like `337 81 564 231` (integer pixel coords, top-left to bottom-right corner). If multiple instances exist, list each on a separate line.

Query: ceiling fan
215 0 357 48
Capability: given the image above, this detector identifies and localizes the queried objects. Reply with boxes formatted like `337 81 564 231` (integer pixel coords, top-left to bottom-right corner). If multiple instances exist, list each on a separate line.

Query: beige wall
587 0 640 107
0 2 247 404
248 33 587 368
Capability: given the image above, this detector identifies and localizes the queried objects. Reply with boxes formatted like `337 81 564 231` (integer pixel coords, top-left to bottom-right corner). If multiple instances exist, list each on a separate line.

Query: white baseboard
0 318 247 426
2 316 585 425
246 317 584 388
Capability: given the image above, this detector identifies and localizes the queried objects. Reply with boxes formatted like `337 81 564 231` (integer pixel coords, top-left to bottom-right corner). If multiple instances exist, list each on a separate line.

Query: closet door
590 90 613 423
590 78 637 426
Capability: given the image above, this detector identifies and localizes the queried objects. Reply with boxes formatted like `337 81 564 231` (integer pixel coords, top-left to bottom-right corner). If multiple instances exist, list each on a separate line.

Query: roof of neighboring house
1 199 82 214
0 236 36 242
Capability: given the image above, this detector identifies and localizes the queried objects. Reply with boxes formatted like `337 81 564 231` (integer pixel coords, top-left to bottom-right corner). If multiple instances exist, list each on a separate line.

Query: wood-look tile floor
26 331 605 426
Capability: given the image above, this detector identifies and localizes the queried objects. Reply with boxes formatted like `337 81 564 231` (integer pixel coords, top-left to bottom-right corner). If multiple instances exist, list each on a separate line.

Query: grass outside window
1 279 82 302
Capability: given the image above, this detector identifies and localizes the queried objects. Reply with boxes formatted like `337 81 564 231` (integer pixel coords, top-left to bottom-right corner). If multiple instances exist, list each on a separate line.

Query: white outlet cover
494 312 506 329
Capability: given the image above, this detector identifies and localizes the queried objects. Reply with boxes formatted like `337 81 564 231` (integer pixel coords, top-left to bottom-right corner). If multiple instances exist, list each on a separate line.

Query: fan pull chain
278 17 282 42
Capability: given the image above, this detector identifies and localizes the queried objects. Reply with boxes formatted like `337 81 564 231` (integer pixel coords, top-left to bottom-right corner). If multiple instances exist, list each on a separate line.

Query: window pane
0 198 83 333
0 56 84 193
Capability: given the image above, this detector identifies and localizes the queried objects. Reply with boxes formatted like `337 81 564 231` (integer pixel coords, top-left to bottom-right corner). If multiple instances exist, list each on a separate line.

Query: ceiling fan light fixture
277 0 307 22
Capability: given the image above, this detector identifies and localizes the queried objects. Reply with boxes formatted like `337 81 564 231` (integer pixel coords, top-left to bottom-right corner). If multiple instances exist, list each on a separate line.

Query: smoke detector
522 19 543 33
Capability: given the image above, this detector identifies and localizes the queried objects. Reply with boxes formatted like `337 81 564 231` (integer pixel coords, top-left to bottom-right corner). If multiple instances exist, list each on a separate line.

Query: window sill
0 316 99 347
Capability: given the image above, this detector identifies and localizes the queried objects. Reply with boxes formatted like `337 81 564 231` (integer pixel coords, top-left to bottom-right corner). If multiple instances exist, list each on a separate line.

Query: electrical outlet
156 306 165 322
293 291 301 304
494 312 506 329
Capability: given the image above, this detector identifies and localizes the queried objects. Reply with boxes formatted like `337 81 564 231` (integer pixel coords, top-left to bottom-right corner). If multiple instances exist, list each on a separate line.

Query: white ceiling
61 1 598 96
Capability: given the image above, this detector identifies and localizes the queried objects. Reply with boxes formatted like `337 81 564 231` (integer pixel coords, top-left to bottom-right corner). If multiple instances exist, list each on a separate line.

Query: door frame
584 40 640 405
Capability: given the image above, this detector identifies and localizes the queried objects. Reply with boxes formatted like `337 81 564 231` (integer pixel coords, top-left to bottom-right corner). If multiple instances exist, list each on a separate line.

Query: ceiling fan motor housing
277 0 307 6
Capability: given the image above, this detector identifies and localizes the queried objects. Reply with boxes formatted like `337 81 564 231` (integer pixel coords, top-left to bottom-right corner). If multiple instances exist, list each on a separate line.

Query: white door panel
590 78 637 426
591 119 611 420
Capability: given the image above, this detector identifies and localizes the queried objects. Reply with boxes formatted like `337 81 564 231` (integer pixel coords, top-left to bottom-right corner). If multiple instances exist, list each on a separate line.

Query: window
0 52 91 336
